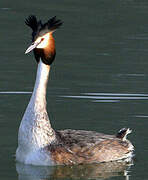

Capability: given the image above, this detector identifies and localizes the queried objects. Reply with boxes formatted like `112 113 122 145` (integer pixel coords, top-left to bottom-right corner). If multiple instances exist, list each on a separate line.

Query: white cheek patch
36 33 50 49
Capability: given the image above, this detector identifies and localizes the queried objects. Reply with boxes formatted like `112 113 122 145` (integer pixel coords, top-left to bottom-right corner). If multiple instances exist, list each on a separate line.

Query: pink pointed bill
25 42 39 54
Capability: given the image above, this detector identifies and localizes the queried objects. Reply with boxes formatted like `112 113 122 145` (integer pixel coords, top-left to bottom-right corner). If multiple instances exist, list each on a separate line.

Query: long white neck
17 60 55 152
31 60 50 106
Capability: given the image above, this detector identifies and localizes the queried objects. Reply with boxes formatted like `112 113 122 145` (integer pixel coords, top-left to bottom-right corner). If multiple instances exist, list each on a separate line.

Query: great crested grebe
16 15 134 166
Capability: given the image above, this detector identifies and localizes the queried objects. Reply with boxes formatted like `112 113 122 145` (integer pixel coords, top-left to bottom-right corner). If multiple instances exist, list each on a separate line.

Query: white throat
16 60 55 164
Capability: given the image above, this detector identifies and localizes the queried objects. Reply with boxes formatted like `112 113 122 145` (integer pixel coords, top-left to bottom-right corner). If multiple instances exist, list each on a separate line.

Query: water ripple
134 115 148 118
0 91 32 94
83 93 148 96
61 93 148 102
0 8 11 10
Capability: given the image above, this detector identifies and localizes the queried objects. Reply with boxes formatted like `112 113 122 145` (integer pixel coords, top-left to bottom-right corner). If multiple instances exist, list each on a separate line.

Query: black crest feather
25 15 63 40
25 15 39 31
46 16 63 32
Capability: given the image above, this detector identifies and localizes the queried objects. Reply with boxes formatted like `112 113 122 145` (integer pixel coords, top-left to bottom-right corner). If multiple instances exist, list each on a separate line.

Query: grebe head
25 15 62 65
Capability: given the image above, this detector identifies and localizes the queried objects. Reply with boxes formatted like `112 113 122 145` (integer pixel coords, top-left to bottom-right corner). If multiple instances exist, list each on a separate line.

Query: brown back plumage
47 129 133 165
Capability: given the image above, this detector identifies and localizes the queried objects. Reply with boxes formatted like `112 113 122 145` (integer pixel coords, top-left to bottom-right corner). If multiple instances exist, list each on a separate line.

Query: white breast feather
16 61 55 165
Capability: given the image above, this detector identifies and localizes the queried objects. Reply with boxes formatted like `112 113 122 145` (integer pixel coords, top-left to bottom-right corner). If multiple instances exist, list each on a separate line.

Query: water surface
0 0 148 179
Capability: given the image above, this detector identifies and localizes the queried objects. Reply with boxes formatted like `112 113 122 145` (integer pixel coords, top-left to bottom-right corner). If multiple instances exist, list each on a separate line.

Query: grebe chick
16 15 134 166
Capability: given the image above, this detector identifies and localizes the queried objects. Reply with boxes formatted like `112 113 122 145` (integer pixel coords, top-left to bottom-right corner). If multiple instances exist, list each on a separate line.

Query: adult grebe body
16 15 134 166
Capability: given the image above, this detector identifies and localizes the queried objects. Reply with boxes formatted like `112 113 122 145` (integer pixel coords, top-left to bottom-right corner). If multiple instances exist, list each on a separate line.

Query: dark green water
0 0 148 179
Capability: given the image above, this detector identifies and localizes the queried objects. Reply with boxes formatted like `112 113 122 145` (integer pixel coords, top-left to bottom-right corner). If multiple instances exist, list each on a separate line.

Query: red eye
41 38 44 41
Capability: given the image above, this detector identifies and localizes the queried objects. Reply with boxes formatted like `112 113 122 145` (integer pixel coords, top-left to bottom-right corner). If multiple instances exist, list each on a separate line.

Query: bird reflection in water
16 160 133 180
